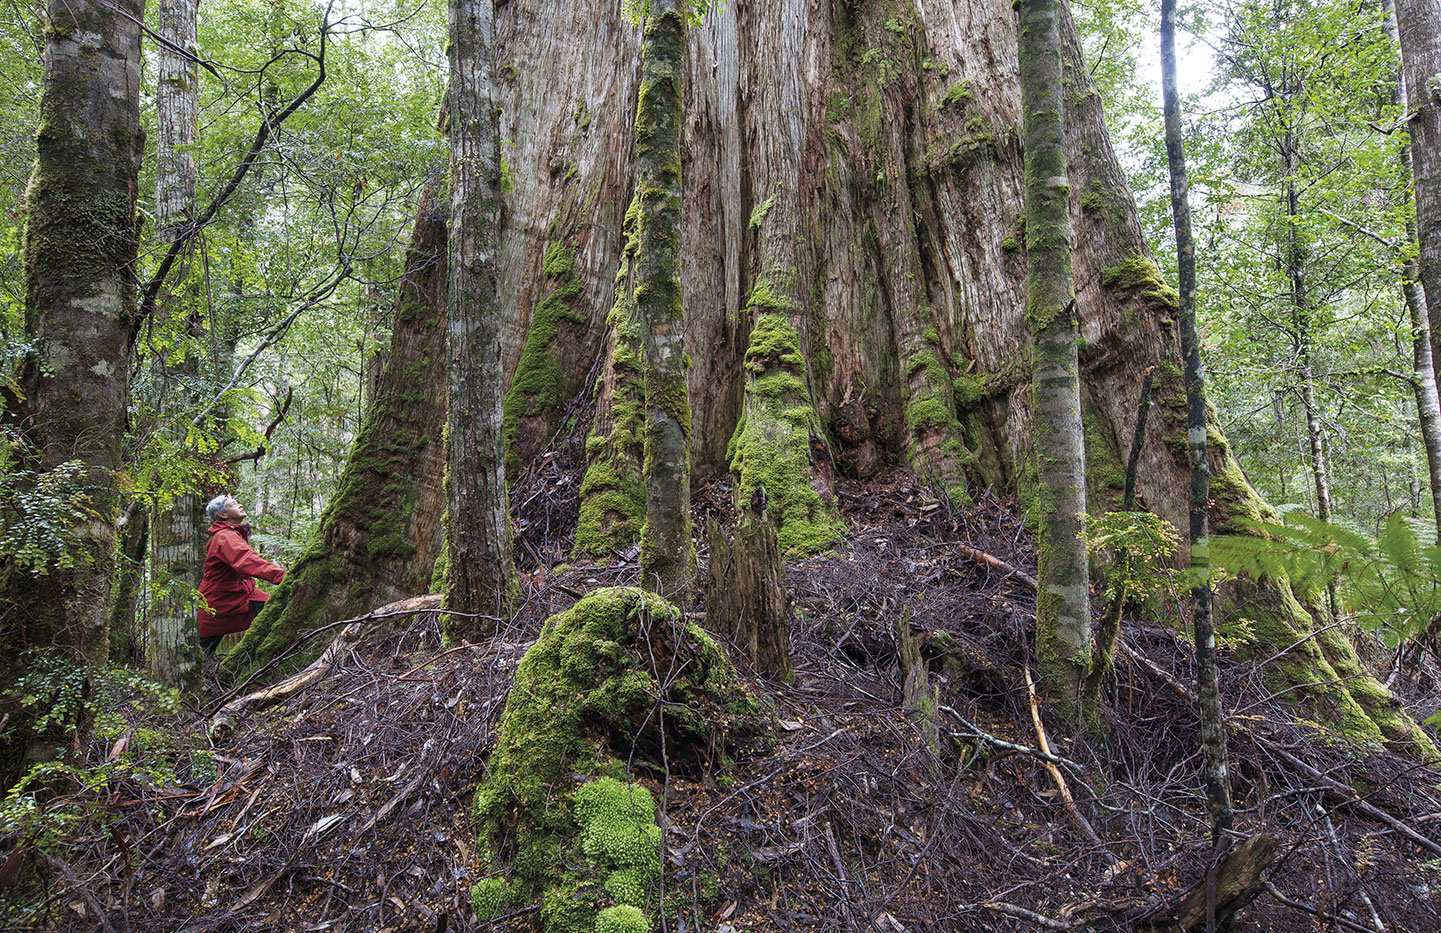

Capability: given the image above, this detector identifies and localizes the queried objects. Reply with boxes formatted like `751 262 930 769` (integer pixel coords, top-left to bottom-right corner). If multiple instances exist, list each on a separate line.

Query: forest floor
7 465 1441 932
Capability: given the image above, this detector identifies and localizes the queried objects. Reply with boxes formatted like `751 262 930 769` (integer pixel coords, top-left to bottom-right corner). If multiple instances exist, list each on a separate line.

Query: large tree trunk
476 0 1432 751
0 0 144 789
147 0 205 689
1394 0 1441 372
222 188 448 676
1019 0 1091 714
445 0 515 632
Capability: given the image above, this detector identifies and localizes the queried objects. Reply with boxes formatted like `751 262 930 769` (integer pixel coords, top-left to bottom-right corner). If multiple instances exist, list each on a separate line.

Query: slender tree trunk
1393 0 1441 367
224 187 450 676
0 0 144 790
1284 166 1334 526
634 0 694 598
445 0 514 633
1162 0 1233 842
1018 0 1091 714
1385 0 1441 539
148 0 204 689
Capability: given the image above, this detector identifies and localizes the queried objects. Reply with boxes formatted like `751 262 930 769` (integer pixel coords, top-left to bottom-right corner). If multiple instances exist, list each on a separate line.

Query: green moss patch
472 588 767 932
1100 254 1179 314
577 202 647 559
504 240 588 474
730 309 844 555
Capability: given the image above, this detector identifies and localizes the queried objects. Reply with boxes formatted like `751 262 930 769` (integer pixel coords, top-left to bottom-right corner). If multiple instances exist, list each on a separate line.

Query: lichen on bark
633 0 695 597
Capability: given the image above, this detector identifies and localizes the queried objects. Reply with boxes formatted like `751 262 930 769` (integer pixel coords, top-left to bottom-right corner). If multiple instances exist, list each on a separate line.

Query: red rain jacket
197 521 286 638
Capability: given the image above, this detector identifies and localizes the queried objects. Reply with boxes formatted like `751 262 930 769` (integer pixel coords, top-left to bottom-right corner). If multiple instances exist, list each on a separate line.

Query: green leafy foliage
0 440 92 574
1212 511 1441 647
1082 510 1180 603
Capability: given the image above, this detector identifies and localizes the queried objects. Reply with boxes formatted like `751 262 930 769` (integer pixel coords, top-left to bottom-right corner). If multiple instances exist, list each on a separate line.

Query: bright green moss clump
1100 254 1179 313
472 588 768 932
596 906 650 933
576 778 662 906
730 304 844 555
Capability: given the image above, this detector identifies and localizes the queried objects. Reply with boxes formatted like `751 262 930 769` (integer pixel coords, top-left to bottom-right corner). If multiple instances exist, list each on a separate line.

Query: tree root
208 594 442 740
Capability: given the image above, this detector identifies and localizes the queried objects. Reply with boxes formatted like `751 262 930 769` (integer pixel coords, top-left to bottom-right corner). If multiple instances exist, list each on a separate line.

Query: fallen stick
1263 881 1379 933
937 703 1087 776
209 594 441 739
1024 666 1110 855
954 543 1038 590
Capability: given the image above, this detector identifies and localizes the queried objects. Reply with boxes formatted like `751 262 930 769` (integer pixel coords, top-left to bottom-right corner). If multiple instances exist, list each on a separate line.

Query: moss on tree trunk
222 190 449 678
0 1 145 789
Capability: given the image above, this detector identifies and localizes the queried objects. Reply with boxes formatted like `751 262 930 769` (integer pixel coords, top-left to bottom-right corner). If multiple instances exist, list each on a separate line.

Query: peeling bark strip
1018 0 1090 711
0 0 145 790
635 0 695 597
446 0 515 630
1162 0 1233 840
225 189 448 677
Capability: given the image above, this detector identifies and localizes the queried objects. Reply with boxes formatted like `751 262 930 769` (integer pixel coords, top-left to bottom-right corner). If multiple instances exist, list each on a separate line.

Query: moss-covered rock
473 588 769 931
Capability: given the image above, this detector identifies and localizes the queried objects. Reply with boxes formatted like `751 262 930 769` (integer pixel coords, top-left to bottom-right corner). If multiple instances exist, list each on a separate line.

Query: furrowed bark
474 0 1431 754
1019 0 1091 714
1162 0 1233 841
0 0 144 789
445 0 515 632
147 0 204 689
223 187 448 677
634 0 695 599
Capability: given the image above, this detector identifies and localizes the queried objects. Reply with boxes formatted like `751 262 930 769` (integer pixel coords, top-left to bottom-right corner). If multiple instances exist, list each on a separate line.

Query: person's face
222 499 248 523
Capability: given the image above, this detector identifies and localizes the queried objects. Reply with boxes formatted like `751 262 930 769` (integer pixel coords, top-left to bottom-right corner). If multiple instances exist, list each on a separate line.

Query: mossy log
705 518 791 678
221 189 448 679
471 587 769 932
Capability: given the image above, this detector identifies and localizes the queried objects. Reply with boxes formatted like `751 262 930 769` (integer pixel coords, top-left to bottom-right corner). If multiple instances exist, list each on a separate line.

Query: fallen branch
209 594 441 739
1263 881 1380 933
937 703 1086 776
1119 642 1441 858
970 900 1075 929
1024 666 1110 855
954 543 1038 590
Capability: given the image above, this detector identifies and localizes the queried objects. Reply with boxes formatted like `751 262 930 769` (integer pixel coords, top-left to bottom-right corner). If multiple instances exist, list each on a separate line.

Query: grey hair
205 495 235 523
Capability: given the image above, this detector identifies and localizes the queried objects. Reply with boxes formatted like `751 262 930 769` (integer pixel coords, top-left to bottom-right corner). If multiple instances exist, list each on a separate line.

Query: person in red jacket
198 495 286 656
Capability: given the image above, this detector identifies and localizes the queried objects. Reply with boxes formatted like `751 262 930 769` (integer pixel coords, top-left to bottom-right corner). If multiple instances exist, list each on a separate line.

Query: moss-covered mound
472 587 769 932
